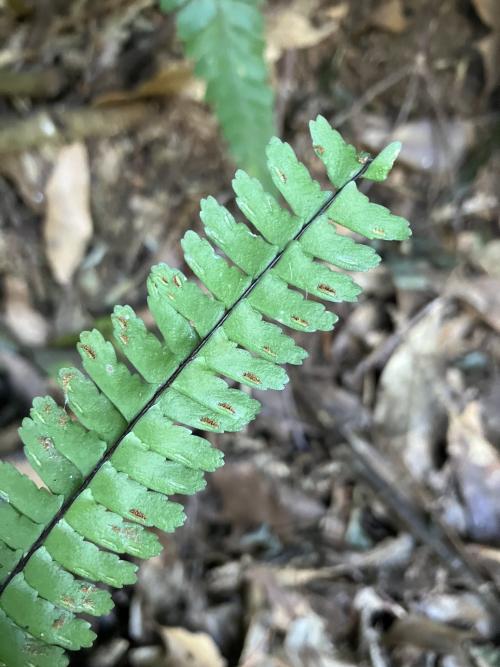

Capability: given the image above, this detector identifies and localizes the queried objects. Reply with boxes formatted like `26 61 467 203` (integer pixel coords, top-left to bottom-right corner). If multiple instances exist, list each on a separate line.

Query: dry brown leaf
4 275 49 346
241 567 355 667
212 461 323 540
44 143 93 285
471 0 500 31
448 402 500 543
266 2 344 62
160 627 226 667
374 302 450 480
371 0 408 34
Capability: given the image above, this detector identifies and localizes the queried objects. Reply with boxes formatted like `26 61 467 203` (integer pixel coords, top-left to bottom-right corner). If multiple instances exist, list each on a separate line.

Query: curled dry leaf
44 142 93 285
448 402 500 544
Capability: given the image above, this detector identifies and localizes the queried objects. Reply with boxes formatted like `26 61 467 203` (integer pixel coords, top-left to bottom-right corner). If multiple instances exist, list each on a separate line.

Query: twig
332 65 413 128
341 429 500 623
0 102 156 154
0 67 65 98
345 297 444 389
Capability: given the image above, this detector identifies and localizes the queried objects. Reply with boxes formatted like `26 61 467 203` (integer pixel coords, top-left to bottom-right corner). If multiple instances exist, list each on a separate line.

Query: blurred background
1 0 500 665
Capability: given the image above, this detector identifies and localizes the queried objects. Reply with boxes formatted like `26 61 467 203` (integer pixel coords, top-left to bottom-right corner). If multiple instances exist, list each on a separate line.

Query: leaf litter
1 1 500 666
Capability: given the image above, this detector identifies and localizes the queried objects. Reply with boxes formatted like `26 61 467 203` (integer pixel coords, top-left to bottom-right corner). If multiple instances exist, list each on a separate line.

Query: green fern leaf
0 116 410 666
160 0 275 183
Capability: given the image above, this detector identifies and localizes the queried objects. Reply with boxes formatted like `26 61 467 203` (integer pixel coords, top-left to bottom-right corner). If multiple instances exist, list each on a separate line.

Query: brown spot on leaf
318 283 336 296
80 585 91 594
39 436 54 451
117 316 128 328
130 508 147 520
262 345 277 357
173 274 182 287
60 372 75 390
291 315 309 327
81 344 96 360
201 416 220 429
52 616 65 630
357 153 370 164
161 276 169 285
275 168 287 184
81 597 96 611
60 595 75 607
313 144 325 155
58 414 69 427
372 227 386 237
218 402 235 414
119 334 129 346
243 372 262 385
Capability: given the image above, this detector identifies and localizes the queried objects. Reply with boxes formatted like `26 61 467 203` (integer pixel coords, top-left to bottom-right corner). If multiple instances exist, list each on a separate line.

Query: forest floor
1 0 500 666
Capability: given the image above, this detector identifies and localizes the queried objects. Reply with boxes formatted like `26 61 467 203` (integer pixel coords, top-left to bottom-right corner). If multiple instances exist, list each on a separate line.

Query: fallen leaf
374 302 450 480
447 275 500 334
448 402 500 544
266 2 344 62
471 0 500 31
358 115 475 174
371 0 408 34
212 461 324 541
416 592 492 637
6 454 45 488
241 567 356 667
4 276 49 346
44 143 93 285
160 627 226 667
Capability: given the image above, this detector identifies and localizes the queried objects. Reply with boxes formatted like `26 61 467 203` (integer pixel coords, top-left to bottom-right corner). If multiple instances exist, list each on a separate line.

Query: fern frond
160 0 275 183
0 117 410 666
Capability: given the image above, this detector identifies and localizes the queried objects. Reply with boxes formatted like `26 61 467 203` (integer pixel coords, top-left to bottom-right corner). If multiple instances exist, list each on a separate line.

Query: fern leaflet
160 0 275 184
0 117 409 666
